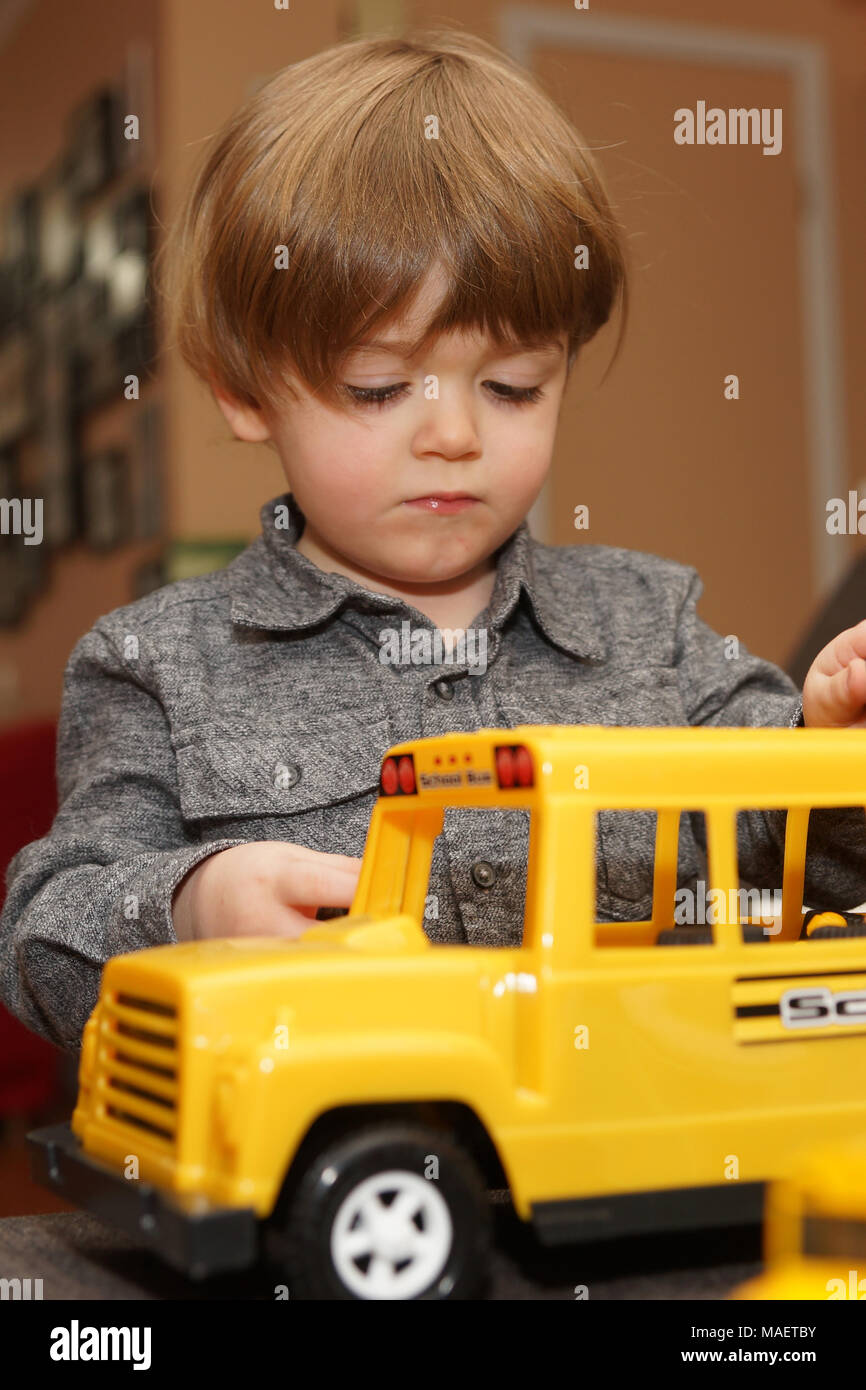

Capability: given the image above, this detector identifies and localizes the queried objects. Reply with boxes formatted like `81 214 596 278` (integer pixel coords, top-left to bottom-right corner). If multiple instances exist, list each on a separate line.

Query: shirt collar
228 492 606 663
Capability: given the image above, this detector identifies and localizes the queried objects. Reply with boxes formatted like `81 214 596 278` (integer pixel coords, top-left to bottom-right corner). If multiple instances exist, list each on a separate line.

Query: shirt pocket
173 708 392 852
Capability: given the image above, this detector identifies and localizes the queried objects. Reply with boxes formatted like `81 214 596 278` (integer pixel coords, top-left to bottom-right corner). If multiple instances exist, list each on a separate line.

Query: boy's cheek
500 464 551 515
286 456 384 514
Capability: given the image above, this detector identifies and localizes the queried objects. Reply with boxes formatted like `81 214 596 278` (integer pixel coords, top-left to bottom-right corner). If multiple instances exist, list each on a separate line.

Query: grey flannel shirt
2 492 865 1053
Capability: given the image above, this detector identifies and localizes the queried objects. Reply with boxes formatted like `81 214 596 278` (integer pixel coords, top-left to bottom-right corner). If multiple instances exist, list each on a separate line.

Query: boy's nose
414 423 483 463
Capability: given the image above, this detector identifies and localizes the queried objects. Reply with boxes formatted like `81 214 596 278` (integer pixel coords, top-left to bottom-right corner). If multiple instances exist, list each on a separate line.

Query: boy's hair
156 27 629 417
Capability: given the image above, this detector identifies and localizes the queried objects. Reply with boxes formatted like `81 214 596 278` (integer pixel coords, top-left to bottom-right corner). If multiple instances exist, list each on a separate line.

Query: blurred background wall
0 0 340 724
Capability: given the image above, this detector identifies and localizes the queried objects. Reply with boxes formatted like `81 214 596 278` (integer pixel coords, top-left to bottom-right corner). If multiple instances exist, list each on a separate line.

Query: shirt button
471 860 496 889
433 678 455 701
280 763 301 788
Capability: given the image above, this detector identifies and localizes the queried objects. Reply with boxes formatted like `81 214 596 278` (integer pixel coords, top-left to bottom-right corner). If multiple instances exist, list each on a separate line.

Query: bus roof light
380 753 417 796
495 743 533 789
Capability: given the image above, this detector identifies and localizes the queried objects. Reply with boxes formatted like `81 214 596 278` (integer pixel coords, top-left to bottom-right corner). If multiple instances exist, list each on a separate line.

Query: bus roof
383 724 866 809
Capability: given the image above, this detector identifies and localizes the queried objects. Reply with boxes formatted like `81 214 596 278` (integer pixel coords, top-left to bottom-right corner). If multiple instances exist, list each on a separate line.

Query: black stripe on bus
735 967 866 983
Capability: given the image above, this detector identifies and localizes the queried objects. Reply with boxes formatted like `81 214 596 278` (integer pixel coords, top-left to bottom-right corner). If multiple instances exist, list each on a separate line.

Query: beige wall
158 0 343 540
0 0 863 721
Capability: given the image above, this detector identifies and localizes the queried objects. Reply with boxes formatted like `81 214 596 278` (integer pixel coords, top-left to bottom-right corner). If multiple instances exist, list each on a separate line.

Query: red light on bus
496 746 515 787
514 746 533 787
495 743 534 789
380 753 417 796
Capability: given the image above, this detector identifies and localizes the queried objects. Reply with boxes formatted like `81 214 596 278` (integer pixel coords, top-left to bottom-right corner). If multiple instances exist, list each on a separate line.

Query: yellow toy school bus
29 724 866 1299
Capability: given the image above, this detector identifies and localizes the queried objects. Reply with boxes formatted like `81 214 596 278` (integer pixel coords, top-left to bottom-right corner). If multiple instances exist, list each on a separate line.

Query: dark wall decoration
0 80 161 626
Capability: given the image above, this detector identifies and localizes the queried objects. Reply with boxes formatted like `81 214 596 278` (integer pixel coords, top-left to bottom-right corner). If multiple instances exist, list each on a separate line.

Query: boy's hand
802 618 866 728
172 841 362 942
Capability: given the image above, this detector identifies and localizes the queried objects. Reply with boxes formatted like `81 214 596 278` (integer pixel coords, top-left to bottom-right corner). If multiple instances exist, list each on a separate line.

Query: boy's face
213 268 570 588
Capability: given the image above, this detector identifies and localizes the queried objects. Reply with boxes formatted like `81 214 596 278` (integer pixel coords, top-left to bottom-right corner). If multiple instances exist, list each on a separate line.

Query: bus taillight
380 753 417 796
495 744 534 789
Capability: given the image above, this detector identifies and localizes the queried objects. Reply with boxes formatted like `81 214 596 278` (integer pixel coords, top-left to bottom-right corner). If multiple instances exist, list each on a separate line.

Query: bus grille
99 991 180 1148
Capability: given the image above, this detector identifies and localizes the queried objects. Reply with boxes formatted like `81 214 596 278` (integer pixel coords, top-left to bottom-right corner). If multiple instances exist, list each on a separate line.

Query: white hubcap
330 1169 453 1299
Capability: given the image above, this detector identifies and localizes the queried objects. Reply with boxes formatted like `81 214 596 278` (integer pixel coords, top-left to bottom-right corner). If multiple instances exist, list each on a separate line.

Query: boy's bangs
265 118 620 407
160 29 628 417
279 235 582 406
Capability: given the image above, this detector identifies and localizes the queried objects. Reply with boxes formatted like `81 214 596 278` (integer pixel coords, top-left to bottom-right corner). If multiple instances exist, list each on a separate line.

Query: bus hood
104 913 431 988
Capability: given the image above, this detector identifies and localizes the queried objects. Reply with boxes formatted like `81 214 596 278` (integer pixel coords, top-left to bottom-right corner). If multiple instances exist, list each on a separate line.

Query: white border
501 6 849 597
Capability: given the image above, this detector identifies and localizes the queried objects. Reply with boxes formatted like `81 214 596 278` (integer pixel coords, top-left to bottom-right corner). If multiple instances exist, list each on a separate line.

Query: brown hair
156 26 630 416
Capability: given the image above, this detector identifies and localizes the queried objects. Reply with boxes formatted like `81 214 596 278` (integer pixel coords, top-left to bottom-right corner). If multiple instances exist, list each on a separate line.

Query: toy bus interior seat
656 925 772 945
654 912 866 946
799 909 866 940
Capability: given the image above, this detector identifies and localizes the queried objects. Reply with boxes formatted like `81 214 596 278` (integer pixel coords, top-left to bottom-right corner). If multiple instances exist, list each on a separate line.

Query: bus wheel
279 1122 491 1300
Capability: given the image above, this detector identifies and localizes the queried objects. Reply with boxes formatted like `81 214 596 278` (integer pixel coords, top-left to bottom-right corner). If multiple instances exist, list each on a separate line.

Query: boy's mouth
404 493 479 515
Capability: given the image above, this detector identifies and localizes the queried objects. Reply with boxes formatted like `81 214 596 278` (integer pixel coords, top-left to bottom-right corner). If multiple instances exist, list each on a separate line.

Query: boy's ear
209 375 271 443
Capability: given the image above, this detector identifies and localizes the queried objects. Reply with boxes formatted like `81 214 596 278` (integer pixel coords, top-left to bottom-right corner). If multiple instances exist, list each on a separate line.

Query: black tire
279 1121 491 1300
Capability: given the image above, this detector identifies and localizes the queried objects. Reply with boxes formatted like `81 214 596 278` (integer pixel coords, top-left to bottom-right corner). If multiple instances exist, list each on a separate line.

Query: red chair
0 720 62 1116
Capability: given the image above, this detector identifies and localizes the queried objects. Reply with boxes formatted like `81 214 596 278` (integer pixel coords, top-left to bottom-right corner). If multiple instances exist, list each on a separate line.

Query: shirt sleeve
0 624 246 1053
674 568 866 912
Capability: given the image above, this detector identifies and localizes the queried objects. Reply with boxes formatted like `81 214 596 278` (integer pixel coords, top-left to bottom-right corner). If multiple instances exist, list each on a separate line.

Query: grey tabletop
0 1208 763 1300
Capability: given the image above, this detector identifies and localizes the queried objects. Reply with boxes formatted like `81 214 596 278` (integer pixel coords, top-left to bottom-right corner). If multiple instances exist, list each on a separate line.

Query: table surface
0 1207 763 1300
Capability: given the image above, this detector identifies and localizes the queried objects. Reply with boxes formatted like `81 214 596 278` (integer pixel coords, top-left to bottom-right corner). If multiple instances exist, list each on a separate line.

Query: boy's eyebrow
349 338 565 358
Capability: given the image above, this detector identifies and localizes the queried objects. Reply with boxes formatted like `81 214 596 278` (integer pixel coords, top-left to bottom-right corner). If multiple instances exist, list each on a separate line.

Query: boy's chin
364 557 487 587
363 537 495 586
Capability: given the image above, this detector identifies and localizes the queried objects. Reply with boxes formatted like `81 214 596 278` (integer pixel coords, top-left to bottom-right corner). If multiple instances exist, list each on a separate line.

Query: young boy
2 29 866 1054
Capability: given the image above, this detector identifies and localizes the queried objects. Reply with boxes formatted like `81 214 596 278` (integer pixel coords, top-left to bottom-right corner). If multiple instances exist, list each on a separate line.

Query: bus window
594 809 712 944
656 807 781 946
588 802 865 949
428 806 529 947
734 809 787 940
594 809 657 925
733 806 866 944
800 806 866 931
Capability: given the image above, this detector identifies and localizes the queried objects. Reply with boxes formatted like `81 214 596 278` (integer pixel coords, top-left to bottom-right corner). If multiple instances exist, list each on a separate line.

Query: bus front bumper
27 1122 258 1280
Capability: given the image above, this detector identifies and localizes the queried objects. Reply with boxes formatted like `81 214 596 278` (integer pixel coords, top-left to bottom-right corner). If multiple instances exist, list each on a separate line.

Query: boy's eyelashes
340 381 545 409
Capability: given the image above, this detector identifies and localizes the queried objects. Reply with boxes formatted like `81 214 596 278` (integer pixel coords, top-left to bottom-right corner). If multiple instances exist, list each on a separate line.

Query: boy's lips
403 493 479 514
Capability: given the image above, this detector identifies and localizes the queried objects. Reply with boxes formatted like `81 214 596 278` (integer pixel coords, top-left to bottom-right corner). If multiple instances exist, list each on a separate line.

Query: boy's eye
341 381 545 408
343 383 410 407
484 382 544 405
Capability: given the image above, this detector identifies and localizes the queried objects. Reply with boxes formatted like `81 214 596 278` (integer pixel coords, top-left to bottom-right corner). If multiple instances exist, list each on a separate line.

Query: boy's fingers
807 659 866 727
227 905 326 939
840 658 866 720
270 843 363 875
273 856 361 909
267 907 335 940
814 619 866 675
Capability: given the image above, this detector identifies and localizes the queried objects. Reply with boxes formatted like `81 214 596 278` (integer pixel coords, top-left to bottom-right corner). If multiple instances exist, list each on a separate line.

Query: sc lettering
780 986 866 1029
